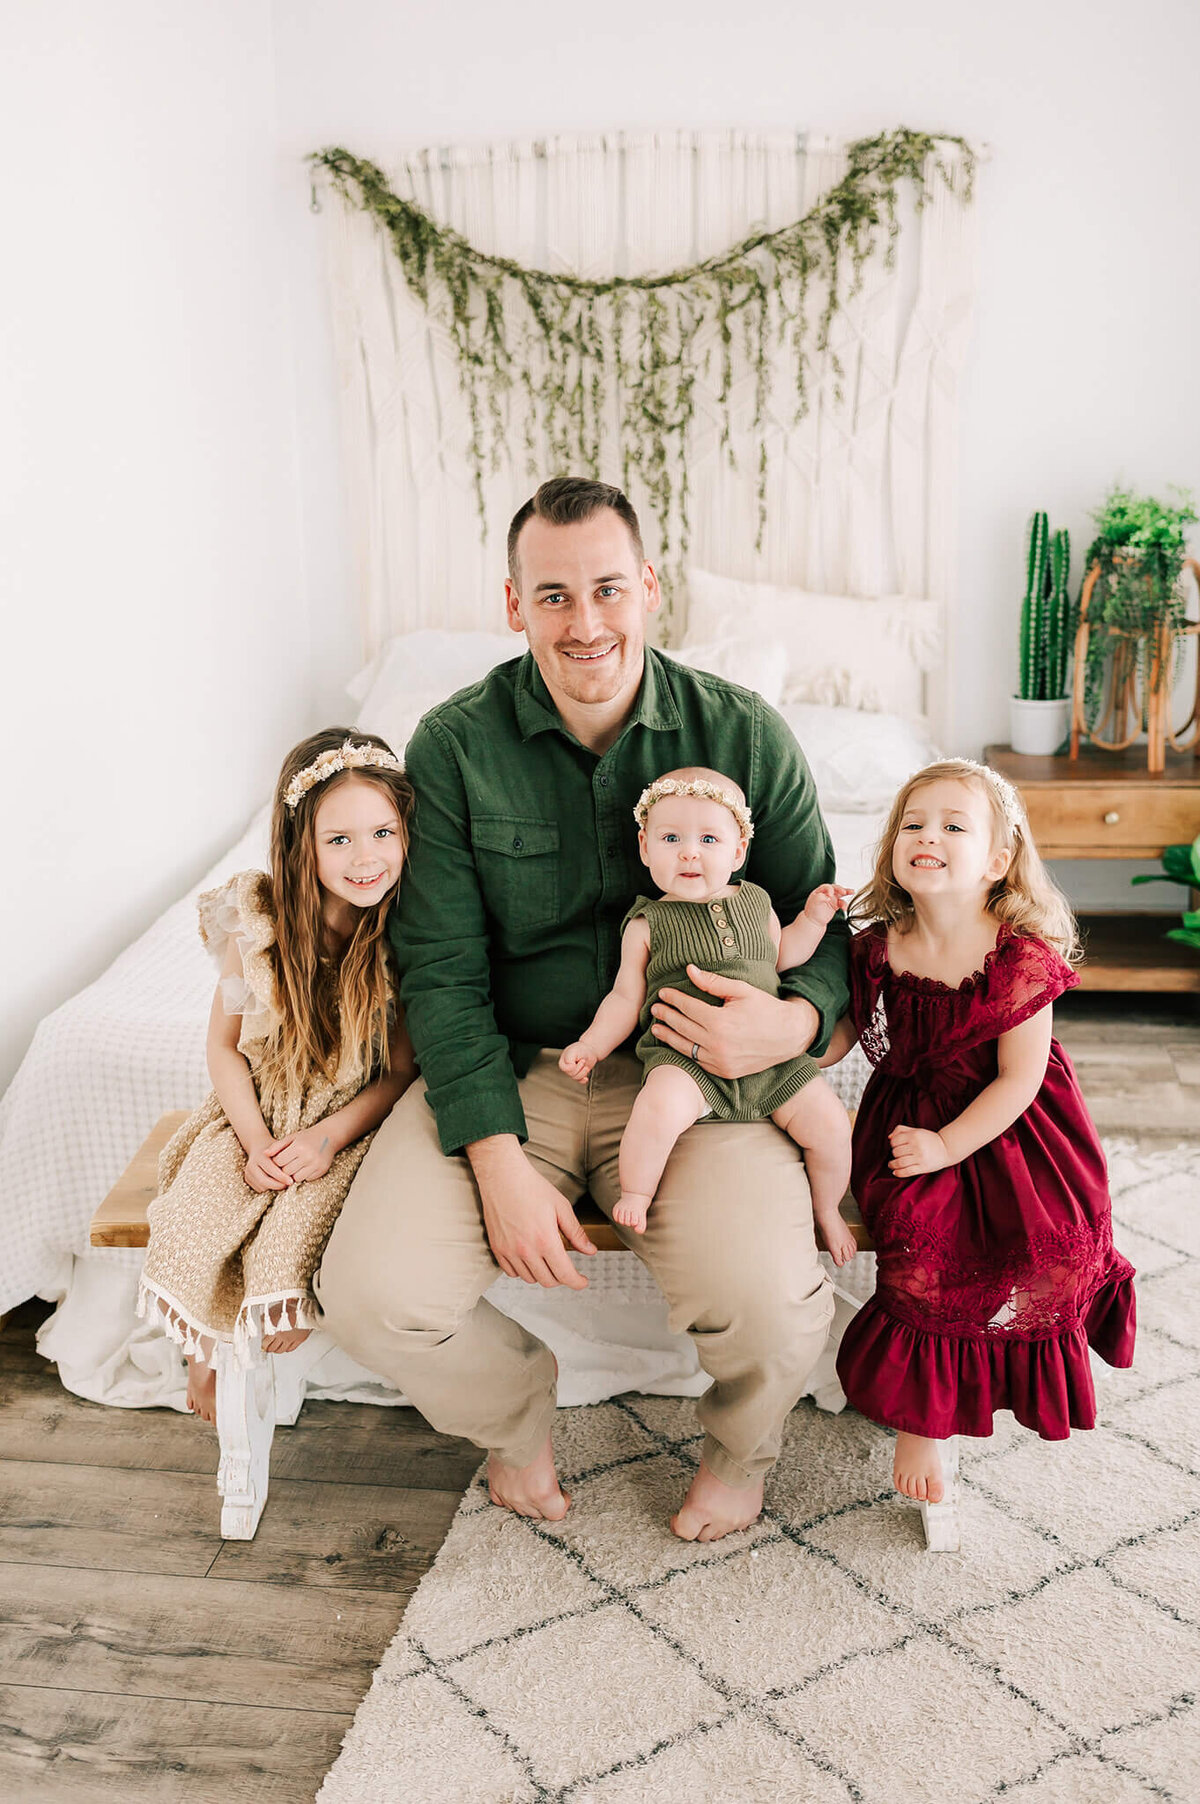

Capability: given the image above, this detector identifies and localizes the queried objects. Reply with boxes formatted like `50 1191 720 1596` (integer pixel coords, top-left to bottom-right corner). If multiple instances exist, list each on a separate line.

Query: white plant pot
1009 695 1071 756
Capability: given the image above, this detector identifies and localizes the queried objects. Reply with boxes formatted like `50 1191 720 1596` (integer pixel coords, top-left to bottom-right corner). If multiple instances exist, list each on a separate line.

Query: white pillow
780 701 939 814
663 636 788 708
685 568 942 720
348 628 518 754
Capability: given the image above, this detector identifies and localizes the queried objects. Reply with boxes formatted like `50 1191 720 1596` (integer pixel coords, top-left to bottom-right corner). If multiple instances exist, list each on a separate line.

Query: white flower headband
284 740 404 811
634 777 755 841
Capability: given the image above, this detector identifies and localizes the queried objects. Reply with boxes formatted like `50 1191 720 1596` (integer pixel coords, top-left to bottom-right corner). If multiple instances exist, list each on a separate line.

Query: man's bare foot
262 1327 311 1355
185 1356 217 1425
613 1192 651 1233
487 1434 570 1521
671 1460 764 1542
894 1431 944 1502
814 1206 858 1267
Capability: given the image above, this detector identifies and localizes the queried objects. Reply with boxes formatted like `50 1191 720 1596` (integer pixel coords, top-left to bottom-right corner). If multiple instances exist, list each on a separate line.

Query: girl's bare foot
894 1431 944 1502
671 1460 764 1542
487 1434 570 1520
613 1192 651 1233
262 1328 311 1355
185 1356 217 1425
814 1206 858 1267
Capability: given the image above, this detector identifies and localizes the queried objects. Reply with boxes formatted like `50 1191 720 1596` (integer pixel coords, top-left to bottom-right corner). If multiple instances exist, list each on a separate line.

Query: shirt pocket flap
470 817 561 858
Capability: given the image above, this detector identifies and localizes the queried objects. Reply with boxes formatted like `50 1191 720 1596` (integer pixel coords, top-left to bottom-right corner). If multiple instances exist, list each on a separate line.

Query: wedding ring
690 1042 700 1061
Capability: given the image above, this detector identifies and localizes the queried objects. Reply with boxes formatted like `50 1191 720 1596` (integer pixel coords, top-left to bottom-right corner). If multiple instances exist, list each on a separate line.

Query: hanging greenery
312 129 975 598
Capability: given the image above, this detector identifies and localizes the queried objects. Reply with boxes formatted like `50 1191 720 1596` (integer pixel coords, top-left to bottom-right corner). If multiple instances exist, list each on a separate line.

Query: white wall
4 0 1195 1088
272 0 1200 897
0 2 314 1089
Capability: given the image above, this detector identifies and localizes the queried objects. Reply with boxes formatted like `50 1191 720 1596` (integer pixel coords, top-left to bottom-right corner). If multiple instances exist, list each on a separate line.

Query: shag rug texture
318 1141 1200 1804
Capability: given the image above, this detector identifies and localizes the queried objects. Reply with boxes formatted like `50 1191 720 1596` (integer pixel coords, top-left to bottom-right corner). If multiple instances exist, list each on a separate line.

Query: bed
1 592 943 1418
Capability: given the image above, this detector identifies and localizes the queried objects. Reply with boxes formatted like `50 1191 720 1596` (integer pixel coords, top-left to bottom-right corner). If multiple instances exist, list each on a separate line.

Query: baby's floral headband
634 777 755 841
284 740 404 811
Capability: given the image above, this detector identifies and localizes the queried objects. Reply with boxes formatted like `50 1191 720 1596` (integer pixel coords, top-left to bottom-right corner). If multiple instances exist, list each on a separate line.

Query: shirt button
598 774 609 786
512 836 523 851
606 846 617 858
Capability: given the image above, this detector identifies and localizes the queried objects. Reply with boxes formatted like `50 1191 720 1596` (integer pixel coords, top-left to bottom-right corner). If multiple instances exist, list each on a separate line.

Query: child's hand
244 1142 292 1192
559 1042 599 1084
802 884 856 928
271 1127 337 1185
888 1125 951 1177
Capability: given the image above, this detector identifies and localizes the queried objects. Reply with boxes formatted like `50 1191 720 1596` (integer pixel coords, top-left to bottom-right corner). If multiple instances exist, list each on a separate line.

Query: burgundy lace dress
836 923 1136 1441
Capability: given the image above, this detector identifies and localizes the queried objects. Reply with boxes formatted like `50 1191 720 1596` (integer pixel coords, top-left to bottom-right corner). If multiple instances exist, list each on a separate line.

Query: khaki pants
314 1050 834 1486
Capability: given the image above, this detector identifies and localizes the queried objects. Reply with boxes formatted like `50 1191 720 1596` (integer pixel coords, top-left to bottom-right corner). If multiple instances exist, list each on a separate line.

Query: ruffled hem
835 1295 1133 1441
1084 1259 1137 1368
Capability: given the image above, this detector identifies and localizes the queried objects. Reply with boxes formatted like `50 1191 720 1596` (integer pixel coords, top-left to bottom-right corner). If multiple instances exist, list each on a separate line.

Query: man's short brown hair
506 477 645 586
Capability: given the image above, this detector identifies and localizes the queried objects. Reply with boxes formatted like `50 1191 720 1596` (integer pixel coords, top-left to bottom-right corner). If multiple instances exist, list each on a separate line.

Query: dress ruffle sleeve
197 870 279 1042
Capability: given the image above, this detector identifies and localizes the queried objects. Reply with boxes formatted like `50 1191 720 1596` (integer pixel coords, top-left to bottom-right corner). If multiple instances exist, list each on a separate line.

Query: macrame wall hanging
312 128 980 648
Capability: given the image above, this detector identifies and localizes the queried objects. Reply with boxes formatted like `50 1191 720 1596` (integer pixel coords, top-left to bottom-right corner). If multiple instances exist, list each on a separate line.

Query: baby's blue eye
701 834 717 844
662 833 679 843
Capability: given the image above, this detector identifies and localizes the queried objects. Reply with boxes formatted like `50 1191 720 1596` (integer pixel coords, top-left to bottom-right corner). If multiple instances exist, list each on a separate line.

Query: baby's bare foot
613 1193 651 1233
814 1207 858 1267
185 1356 217 1426
262 1328 311 1354
671 1460 764 1542
894 1431 944 1503
487 1434 570 1521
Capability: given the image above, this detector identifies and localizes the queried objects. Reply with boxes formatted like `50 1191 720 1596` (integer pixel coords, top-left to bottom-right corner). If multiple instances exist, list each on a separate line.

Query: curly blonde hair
850 759 1081 962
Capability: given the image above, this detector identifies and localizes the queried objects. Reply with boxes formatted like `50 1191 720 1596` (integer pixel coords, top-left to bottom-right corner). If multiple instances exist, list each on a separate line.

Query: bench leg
215 1341 275 1539
919 1436 961 1552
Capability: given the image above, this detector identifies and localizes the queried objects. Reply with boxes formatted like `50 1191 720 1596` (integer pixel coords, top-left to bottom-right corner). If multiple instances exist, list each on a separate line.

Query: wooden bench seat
91 1113 959 1551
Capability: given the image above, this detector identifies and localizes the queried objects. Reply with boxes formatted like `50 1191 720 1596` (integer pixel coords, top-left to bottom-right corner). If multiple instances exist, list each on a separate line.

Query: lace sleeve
848 926 890 1065
196 870 277 1037
976 932 1079 1039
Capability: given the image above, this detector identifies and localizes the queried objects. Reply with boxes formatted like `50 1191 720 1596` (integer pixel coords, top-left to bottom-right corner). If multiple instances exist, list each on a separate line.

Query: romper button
512 836 523 850
709 902 722 913
722 935 735 946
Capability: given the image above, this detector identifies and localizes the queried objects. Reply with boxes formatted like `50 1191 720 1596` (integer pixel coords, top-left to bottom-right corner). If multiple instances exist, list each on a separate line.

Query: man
316 477 849 1542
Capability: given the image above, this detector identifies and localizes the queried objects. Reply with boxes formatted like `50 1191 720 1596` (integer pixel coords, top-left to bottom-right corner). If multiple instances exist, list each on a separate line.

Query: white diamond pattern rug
318 1142 1200 1803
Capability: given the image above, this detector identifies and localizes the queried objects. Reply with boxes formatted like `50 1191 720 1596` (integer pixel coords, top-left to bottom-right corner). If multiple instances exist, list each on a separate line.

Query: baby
560 767 855 1260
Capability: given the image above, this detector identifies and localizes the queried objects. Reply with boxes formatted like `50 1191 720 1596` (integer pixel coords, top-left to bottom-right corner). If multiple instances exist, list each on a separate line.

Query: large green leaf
1165 926 1200 950
1131 840 1200 885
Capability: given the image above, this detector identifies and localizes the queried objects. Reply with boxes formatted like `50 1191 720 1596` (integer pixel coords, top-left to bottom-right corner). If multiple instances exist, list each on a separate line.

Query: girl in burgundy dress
834 759 1135 1507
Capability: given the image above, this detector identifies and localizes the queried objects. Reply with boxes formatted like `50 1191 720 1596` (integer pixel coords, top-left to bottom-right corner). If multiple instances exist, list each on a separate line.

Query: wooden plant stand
1069 557 1200 774
92 1115 961 1553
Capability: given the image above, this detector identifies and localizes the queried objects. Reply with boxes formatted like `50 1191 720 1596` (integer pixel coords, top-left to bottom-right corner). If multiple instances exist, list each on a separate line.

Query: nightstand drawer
1023 785 1200 853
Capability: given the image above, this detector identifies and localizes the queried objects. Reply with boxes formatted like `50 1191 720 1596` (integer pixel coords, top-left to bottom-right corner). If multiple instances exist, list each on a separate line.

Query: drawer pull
1103 811 1120 825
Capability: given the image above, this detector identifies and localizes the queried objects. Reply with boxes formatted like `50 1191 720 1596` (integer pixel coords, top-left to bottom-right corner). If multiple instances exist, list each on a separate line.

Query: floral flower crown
283 739 404 811
956 759 1025 832
633 777 755 841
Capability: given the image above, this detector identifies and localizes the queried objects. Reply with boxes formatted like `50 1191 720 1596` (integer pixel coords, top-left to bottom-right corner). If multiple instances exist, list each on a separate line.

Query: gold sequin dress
139 870 384 1361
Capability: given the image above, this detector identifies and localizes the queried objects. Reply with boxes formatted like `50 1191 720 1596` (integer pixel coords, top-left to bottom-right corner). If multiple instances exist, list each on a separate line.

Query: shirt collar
514 647 683 742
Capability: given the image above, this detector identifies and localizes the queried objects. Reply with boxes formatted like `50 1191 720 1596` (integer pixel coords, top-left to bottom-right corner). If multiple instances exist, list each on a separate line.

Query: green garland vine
312 129 975 603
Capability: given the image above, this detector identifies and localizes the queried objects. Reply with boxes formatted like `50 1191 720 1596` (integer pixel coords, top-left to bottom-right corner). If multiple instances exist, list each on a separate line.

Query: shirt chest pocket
470 816 561 932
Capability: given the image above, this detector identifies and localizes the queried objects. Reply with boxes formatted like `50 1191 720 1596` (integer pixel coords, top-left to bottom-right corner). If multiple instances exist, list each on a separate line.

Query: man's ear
637 827 651 867
503 577 525 635
642 562 662 616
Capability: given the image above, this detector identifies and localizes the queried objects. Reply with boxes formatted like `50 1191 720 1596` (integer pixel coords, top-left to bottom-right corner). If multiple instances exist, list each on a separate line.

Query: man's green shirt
391 648 850 1155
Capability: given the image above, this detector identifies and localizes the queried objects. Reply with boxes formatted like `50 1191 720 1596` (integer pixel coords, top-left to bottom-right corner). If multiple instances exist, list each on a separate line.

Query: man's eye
543 593 567 606
598 586 619 598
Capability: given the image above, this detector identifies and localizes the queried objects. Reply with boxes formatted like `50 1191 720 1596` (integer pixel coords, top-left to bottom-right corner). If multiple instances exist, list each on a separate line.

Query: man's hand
651 966 819 1079
558 1041 599 1084
888 1125 951 1177
468 1138 597 1288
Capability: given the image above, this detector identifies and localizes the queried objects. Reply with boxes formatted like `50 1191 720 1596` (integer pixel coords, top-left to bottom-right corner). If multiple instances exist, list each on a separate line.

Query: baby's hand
802 883 856 928
559 1042 599 1084
888 1125 951 1178
271 1127 336 1185
244 1142 291 1193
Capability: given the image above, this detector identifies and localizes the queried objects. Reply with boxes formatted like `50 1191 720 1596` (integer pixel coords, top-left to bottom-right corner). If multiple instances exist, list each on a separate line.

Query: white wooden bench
90 1112 960 1550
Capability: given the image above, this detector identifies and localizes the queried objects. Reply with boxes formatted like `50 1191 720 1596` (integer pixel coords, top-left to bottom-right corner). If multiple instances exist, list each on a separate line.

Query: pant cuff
700 1433 765 1488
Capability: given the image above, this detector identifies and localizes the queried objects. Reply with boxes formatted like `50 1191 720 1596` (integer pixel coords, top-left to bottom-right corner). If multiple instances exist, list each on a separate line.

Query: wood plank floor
2 991 1197 1801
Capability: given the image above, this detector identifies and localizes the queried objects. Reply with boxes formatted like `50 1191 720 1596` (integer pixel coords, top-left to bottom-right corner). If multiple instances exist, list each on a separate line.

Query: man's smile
560 644 618 662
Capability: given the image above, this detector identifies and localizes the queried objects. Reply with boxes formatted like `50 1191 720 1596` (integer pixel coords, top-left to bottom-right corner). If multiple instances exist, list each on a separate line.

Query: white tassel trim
137 1275 224 1365
233 1292 321 1367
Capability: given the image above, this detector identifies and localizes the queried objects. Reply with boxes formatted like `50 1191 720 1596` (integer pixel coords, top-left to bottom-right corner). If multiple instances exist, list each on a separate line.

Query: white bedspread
2 808 877 1414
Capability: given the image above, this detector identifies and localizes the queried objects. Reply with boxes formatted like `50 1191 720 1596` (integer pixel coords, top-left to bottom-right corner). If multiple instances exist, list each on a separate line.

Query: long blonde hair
850 759 1081 961
258 727 414 1112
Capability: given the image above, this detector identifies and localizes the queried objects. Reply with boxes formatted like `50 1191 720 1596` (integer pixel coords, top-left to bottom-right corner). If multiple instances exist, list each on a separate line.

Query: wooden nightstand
984 744 1200 992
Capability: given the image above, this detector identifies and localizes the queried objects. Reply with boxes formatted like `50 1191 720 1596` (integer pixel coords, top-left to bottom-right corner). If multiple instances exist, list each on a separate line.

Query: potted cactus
1011 512 1073 755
